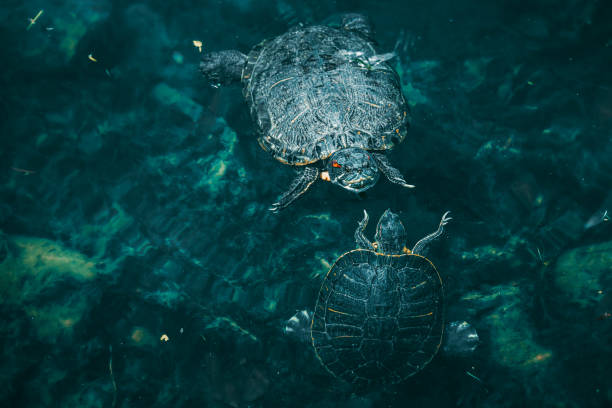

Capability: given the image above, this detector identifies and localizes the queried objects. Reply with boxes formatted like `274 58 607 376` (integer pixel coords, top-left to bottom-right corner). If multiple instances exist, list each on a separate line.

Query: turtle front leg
355 209 374 250
269 167 320 212
200 50 247 86
411 211 452 256
371 153 415 189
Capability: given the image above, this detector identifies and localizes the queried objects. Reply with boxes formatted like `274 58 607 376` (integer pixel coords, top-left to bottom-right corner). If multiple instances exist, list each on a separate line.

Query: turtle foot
341 13 373 38
283 309 312 343
269 167 319 213
440 211 452 226
442 321 479 356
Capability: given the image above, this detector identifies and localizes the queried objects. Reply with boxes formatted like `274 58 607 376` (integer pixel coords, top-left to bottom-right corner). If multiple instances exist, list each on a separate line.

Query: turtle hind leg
284 310 313 343
341 13 373 38
442 321 479 357
200 50 247 86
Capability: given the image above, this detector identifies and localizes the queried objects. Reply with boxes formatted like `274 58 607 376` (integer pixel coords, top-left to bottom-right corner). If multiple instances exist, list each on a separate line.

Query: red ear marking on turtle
332 160 342 168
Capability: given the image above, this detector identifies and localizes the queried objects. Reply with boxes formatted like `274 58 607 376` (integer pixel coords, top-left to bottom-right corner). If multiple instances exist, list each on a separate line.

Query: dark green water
1 0 611 407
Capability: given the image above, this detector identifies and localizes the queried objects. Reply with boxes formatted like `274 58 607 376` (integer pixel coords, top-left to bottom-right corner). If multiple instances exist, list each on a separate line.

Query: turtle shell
241 25 409 165
311 249 444 386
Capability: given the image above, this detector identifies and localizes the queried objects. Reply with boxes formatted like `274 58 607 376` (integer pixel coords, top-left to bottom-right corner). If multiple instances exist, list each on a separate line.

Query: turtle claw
269 167 320 213
411 211 452 256
440 211 452 226
355 209 374 249
370 153 414 189
361 209 369 225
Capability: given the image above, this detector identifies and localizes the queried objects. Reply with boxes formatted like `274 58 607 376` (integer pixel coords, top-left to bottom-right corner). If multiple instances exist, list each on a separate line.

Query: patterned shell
311 249 444 386
241 25 409 165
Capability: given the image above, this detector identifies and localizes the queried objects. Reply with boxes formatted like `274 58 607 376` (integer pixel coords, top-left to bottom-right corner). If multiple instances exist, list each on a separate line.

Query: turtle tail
200 50 247 86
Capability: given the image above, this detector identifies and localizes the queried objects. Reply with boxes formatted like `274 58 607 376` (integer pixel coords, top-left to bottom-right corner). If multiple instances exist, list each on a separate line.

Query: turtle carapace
200 14 414 211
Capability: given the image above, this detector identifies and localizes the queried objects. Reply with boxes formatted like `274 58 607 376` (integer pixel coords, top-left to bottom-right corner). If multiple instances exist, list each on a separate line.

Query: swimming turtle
200 14 413 211
284 210 478 385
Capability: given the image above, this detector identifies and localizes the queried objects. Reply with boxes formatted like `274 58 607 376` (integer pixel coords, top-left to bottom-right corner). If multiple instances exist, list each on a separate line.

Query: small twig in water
466 370 482 383
109 345 117 408
11 167 36 175
27 10 43 30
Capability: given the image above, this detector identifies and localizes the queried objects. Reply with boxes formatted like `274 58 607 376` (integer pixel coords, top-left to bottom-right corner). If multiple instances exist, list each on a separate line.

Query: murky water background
1 0 611 406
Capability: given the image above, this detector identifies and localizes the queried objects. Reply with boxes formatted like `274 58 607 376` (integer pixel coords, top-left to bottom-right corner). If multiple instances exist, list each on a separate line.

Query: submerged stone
460 283 552 371
152 83 204 122
0 234 110 341
553 240 612 308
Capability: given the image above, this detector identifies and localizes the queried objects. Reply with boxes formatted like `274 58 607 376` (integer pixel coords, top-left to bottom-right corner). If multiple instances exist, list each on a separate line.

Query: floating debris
88 54 97 62
160 334 169 342
109 345 117 408
585 209 610 229
524 352 552 365
466 370 483 383
27 9 43 31
11 167 36 175
193 40 203 52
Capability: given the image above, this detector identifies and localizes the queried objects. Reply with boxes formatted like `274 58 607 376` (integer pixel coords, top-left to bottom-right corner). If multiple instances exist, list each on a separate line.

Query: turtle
283 210 478 386
200 14 414 211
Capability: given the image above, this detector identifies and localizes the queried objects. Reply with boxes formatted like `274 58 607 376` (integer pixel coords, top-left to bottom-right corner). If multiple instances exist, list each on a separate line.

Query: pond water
1 0 611 407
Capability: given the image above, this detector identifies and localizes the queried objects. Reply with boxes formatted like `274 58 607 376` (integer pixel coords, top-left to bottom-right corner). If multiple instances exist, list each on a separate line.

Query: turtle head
374 209 406 254
324 147 380 193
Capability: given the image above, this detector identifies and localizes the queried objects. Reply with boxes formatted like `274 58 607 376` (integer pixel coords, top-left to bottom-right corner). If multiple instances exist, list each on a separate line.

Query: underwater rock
116 3 172 76
195 119 247 197
553 240 612 308
201 314 269 407
0 234 110 341
532 211 585 263
152 83 204 122
128 326 158 347
60 379 109 408
143 281 187 309
203 351 270 408
80 202 134 258
143 115 249 209
205 316 258 343
460 283 552 371
474 137 521 160
459 234 532 276
461 57 493 92
395 59 439 107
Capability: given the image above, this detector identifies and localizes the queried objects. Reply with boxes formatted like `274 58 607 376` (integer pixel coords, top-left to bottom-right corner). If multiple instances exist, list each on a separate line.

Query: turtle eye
332 160 342 168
